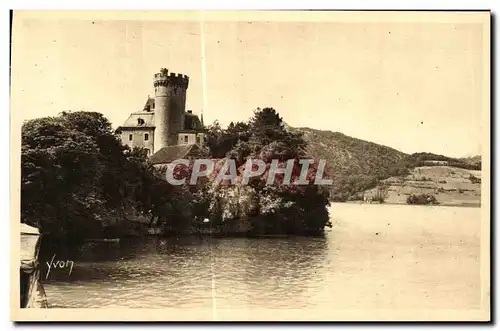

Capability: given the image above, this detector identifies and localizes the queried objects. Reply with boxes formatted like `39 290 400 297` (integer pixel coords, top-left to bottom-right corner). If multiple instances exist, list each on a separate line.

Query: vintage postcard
11 10 490 321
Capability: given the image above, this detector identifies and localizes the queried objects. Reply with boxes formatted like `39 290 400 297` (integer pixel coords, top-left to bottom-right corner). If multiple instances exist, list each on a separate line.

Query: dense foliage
21 111 193 243
182 107 332 235
22 108 332 242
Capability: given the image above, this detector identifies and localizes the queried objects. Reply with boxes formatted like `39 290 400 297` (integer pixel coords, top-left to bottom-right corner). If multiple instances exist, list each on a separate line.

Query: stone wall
120 128 155 155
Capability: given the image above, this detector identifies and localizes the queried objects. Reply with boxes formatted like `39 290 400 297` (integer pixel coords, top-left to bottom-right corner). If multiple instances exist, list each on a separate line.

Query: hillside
294 127 482 204
295 128 408 201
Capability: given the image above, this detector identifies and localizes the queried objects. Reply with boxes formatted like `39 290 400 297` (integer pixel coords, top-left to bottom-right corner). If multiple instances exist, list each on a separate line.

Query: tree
21 115 103 239
21 111 195 242
204 107 332 235
205 120 250 158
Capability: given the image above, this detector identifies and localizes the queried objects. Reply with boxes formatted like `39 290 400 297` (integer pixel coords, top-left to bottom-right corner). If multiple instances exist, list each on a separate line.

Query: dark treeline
21 111 196 249
21 108 332 250
403 152 481 170
202 107 331 235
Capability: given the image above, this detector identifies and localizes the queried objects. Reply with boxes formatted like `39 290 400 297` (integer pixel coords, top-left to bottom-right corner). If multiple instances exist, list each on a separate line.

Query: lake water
41 203 483 318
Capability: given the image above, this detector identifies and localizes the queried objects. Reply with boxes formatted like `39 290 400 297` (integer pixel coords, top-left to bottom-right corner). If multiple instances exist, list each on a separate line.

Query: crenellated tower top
153 68 189 89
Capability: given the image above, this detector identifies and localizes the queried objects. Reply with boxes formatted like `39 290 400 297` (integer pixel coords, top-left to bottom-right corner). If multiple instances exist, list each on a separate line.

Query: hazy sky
11 11 488 157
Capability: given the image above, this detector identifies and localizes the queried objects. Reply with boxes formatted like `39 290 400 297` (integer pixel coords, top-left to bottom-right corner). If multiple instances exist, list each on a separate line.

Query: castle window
144 133 149 141
137 118 145 125
184 135 189 144
196 136 201 144
129 134 133 141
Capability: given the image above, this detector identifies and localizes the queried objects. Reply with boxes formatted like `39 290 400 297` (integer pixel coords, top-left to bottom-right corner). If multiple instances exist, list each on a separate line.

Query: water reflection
42 235 330 308
42 205 481 310
222 237 330 308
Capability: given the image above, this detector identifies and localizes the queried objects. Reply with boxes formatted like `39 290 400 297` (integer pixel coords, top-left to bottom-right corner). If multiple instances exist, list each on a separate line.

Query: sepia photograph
10 10 490 321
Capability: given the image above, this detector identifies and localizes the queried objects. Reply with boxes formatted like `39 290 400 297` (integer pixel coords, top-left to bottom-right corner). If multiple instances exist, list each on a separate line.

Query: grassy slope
364 166 481 206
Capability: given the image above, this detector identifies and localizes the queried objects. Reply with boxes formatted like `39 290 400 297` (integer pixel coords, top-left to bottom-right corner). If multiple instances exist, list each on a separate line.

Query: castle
117 68 206 165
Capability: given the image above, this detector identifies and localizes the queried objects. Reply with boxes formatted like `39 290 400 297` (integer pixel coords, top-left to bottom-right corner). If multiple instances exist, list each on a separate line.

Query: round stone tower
153 68 189 152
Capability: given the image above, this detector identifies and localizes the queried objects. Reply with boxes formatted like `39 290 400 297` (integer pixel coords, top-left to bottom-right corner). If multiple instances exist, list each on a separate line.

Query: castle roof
149 144 201 165
185 111 203 130
117 96 204 132
118 111 155 130
143 97 155 111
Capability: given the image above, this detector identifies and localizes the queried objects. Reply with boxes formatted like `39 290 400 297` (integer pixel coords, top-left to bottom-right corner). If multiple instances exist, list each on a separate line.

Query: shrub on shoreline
406 193 439 205
469 174 481 184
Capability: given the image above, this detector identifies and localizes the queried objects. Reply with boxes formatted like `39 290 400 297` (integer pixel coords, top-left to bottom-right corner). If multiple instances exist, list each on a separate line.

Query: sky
11 11 488 157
